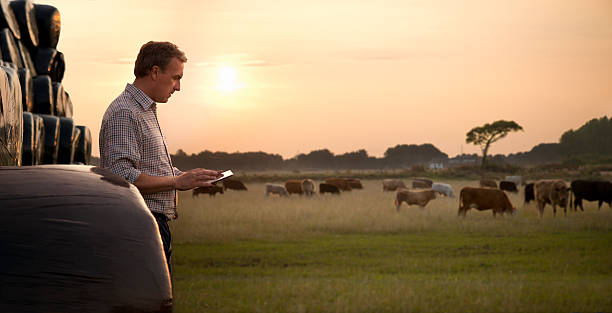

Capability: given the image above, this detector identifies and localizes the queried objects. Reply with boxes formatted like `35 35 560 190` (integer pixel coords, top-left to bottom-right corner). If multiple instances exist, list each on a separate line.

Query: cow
382 179 406 191
505 175 524 186
319 183 340 195
395 189 436 211
192 185 224 197
458 187 516 217
347 178 363 189
570 180 612 211
325 178 352 191
223 179 248 191
265 184 289 197
534 179 570 217
285 180 303 195
479 179 497 188
524 183 535 204
412 178 433 189
302 179 316 196
499 181 518 193
432 182 455 197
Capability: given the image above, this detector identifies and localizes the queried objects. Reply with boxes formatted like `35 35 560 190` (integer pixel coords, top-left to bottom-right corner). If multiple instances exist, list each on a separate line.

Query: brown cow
319 183 340 195
479 179 498 188
285 180 303 195
192 185 224 197
347 178 363 189
223 179 247 191
395 189 436 211
534 179 570 217
458 187 516 217
412 178 433 189
382 179 406 191
325 178 352 191
301 179 316 196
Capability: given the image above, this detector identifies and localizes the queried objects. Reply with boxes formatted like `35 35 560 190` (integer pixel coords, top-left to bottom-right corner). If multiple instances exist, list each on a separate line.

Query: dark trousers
153 212 172 277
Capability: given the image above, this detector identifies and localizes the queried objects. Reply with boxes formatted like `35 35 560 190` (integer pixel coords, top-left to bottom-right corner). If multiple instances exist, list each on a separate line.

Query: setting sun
216 65 241 92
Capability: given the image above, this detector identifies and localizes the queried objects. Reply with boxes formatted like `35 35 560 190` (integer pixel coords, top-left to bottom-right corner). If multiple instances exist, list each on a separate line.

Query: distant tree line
169 115 611 171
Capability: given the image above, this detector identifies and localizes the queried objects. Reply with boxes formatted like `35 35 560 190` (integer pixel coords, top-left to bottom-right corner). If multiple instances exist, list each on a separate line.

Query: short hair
134 41 187 78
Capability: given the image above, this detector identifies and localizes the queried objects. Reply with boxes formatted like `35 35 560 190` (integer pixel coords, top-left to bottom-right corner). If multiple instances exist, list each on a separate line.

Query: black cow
319 183 340 195
524 183 535 204
499 181 518 193
570 180 612 211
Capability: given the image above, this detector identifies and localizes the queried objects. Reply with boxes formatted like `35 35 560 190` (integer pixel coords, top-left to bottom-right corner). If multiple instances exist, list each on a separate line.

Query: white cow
432 182 455 198
301 179 316 196
265 184 289 197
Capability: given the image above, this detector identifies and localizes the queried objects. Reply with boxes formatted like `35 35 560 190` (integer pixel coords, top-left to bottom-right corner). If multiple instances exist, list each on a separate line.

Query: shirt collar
125 83 156 111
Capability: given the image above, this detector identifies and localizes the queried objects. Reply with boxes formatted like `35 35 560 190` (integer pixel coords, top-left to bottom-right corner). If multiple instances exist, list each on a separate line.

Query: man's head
133 41 187 103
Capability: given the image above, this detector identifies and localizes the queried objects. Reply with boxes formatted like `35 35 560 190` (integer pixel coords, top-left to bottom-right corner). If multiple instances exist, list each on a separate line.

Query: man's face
152 57 184 103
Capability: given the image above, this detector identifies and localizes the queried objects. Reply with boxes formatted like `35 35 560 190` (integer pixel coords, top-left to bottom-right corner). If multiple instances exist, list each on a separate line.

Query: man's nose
175 81 181 91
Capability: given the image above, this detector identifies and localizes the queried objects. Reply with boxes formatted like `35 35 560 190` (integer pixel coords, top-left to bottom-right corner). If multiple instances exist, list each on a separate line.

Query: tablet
208 170 233 184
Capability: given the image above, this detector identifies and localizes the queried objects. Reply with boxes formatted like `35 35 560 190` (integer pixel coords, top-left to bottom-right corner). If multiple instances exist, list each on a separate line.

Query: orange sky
44 0 612 159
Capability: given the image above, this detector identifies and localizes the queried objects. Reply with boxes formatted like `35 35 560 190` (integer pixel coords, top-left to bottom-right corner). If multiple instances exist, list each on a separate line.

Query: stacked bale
0 62 23 165
0 0 91 166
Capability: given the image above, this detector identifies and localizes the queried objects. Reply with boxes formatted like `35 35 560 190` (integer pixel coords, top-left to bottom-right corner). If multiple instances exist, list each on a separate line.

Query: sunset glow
216 65 241 92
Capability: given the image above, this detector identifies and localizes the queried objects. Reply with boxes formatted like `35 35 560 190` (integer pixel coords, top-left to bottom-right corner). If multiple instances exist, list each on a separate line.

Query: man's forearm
134 173 175 194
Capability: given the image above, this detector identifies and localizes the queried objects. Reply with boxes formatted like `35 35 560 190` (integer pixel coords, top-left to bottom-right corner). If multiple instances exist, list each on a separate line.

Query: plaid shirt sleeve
100 108 142 184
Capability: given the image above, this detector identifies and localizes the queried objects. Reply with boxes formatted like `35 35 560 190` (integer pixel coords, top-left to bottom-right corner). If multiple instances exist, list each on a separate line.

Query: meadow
170 179 612 313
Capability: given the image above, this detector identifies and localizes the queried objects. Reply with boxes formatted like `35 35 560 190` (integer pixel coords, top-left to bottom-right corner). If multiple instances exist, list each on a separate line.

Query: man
99 41 220 275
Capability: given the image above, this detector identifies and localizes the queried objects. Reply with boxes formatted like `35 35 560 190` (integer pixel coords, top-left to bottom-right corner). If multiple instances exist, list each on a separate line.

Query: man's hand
174 168 222 191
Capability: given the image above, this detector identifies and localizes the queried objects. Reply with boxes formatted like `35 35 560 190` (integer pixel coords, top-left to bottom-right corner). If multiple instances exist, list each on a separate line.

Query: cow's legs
537 201 545 218
552 204 557 217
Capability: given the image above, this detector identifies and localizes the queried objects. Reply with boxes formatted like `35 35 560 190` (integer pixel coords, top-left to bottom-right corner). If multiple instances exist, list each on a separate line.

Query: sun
216 65 241 92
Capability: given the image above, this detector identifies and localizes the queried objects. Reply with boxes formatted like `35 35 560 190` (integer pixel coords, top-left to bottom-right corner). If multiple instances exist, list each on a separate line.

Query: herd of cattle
191 176 612 218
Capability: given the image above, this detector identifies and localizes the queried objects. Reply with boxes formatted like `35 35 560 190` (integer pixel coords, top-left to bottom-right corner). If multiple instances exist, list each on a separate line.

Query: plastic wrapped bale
0 0 21 40
52 81 65 116
0 28 24 68
32 112 43 164
0 165 173 313
33 3 60 49
10 0 39 51
33 47 64 82
16 39 37 75
21 111 34 165
74 125 91 165
63 89 72 118
0 65 23 165
32 74 53 114
57 116 78 164
37 113 58 164
18 67 33 112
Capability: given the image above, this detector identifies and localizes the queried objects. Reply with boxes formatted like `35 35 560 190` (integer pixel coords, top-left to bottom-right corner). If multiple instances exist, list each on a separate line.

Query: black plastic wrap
0 28 23 68
32 112 43 164
16 39 37 75
33 47 64 82
64 88 72 117
0 64 22 166
0 0 21 40
17 67 33 112
52 81 64 116
33 3 59 49
32 74 52 114
21 111 33 165
57 116 76 164
0 165 173 313
75 125 91 165
10 0 39 50
36 113 58 164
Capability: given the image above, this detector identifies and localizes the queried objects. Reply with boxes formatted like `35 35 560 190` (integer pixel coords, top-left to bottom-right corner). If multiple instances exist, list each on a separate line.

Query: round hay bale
0 28 23 68
32 112 43 164
57 116 76 164
0 0 21 40
0 165 173 313
20 111 34 165
32 74 53 114
0 64 23 166
74 125 91 165
37 113 59 164
17 67 33 112
33 3 60 49
33 47 64 82
63 89 72 118
52 81 65 116
10 0 38 50
16 39 37 75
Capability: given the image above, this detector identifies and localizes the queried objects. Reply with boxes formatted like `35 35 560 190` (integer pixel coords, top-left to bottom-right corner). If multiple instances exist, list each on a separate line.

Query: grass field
170 179 612 313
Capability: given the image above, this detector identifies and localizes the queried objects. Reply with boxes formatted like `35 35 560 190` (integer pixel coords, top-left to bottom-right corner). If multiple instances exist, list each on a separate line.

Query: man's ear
151 65 161 81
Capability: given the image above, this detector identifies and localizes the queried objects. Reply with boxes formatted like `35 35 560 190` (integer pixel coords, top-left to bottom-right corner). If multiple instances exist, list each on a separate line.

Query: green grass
170 179 612 312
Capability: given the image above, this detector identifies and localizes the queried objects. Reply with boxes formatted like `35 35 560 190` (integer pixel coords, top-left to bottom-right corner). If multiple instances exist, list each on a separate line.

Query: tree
466 120 523 168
